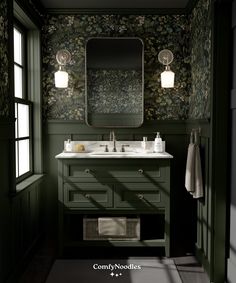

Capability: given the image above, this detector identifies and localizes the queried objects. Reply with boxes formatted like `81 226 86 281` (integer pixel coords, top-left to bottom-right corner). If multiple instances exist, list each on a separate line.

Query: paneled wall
0 122 44 283
227 1 236 282
10 179 44 280
0 0 45 282
41 0 213 266
0 121 14 282
186 121 211 276
44 120 210 256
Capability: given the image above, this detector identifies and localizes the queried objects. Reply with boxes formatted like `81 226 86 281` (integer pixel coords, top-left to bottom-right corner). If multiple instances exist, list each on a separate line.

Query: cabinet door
115 182 168 210
64 183 113 209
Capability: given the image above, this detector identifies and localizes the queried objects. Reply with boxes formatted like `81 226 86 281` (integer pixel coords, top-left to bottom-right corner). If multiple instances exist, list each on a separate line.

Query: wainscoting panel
0 120 15 283
186 121 211 275
0 120 44 283
228 2 236 281
44 120 210 257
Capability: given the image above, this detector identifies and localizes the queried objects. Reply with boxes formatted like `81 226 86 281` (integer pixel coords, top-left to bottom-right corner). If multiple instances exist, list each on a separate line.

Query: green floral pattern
87 69 142 114
189 0 212 119
42 3 212 121
0 0 9 117
0 1 212 121
42 14 191 121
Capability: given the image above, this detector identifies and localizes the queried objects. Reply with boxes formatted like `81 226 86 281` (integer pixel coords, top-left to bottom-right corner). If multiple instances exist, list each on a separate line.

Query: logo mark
110 272 122 278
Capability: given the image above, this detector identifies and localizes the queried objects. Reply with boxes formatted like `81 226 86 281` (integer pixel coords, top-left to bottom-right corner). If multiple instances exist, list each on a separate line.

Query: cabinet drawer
109 165 163 180
64 183 113 209
63 161 165 182
115 183 167 209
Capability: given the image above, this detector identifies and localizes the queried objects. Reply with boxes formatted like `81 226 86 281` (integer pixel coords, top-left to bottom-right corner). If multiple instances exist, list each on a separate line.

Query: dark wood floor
17 239 209 283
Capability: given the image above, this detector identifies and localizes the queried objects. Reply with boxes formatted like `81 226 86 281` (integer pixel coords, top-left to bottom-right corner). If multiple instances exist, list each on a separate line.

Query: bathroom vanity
56 144 173 256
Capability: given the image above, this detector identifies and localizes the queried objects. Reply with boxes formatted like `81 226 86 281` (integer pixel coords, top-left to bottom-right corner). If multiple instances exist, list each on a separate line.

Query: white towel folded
191 145 203 198
185 143 196 192
98 217 127 236
185 143 204 199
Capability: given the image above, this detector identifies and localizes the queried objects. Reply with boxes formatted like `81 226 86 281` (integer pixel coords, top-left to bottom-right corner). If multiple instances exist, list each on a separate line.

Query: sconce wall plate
56 49 71 65
158 49 175 88
55 49 71 88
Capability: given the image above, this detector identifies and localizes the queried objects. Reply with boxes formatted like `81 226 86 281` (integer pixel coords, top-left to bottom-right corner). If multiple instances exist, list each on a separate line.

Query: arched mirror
85 37 144 128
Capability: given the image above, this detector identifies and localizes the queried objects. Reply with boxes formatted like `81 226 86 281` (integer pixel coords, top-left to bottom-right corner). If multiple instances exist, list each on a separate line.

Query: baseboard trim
195 244 211 279
6 234 43 283
227 258 236 283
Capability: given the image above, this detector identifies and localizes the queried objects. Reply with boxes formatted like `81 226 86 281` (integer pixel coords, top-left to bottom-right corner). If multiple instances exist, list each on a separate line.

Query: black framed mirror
85 37 144 128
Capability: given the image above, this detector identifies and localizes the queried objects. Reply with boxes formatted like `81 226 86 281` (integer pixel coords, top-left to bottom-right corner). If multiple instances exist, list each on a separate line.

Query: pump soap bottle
153 132 163 153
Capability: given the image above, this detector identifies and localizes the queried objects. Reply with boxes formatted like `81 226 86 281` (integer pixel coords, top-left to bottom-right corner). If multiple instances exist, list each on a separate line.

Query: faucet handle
100 144 109 152
121 144 130 152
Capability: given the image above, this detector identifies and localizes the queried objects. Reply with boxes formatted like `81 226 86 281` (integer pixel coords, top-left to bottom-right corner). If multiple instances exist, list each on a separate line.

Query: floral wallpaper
87 69 142 114
189 0 212 119
0 0 9 117
42 14 191 121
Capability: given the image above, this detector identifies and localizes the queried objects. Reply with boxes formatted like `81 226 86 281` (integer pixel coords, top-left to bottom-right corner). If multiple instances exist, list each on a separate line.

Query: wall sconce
54 49 71 88
158 49 175 88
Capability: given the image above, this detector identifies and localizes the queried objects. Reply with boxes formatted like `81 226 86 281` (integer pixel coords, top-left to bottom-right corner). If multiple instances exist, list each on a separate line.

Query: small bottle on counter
141 137 148 151
153 132 163 153
65 139 72 152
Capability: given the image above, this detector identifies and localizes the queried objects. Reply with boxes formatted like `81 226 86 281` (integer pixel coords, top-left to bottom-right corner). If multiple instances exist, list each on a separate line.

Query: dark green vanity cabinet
57 158 171 256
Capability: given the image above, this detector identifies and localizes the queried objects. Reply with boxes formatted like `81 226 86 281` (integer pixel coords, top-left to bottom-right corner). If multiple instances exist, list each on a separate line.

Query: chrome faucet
110 130 117 152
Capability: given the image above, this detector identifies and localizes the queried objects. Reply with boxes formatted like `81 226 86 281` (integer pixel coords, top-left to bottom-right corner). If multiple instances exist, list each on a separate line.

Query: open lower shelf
64 239 166 247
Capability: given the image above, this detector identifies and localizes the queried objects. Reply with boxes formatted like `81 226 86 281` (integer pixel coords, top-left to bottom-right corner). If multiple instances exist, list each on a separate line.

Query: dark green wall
228 1 236 281
0 1 44 282
43 120 211 256
0 0 216 281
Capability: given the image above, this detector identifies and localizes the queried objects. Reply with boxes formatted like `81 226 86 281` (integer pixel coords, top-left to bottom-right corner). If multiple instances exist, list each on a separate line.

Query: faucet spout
110 130 117 152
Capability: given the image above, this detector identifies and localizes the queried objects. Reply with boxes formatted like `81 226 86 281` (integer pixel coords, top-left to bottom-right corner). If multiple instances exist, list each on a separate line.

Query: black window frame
14 20 33 183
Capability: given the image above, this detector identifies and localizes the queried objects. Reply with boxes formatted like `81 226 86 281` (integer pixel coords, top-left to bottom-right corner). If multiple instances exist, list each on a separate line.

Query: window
14 24 33 181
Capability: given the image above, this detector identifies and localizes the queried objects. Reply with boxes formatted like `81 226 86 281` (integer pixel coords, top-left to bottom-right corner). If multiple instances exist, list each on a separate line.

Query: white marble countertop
55 151 173 159
55 141 173 159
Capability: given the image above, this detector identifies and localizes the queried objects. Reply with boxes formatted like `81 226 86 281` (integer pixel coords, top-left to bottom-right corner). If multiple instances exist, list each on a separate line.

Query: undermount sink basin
90 151 136 156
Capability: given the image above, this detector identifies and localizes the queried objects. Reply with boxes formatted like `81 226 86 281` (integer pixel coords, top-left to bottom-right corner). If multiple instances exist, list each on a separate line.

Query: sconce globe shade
54 70 69 88
161 69 175 88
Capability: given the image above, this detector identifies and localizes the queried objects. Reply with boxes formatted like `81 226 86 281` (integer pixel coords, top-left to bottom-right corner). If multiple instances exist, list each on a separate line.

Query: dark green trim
14 0 44 28
210 1 231 282
195 244 210 278
45 119 188 135
185 119 211 138
15 174 44 194
45 8 188 15
0 120 15 140
45 119 210 136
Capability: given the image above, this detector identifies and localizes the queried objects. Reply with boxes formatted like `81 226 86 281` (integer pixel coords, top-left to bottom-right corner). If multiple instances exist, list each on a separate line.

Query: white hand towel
191 145 204 198
98 217 127 236
185 143 196 192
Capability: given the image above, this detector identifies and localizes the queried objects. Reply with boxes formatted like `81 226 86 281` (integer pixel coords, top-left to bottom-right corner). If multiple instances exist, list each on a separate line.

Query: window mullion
14 23 32 183
14 62 23 69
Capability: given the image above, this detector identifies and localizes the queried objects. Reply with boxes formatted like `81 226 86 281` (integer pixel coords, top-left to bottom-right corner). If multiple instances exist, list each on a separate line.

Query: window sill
16 174 44 194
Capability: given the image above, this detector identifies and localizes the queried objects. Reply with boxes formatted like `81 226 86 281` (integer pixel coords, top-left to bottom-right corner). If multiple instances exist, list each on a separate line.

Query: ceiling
39 0 191 9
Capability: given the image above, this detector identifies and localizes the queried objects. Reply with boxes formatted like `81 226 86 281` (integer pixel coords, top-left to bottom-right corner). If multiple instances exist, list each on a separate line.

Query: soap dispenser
65 139 72 152
153 132 163 153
